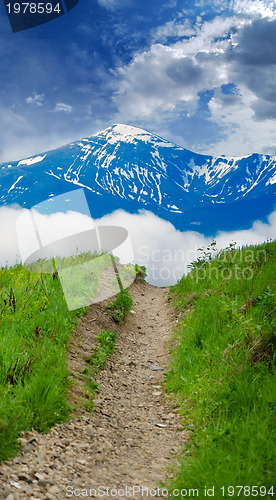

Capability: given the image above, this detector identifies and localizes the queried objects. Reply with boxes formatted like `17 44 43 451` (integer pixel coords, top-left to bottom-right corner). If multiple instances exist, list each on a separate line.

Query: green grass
84 329 118 409
166 240 276 499
107 289 133 324
28 251 117 310
0 261 88 462
0 249 136 461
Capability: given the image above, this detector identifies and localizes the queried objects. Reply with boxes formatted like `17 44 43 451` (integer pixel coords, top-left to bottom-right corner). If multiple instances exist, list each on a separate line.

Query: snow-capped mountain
0 124 275 233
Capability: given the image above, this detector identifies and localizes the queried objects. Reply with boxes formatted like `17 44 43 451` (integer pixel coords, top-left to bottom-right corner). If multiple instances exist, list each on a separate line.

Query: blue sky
0 0 276 162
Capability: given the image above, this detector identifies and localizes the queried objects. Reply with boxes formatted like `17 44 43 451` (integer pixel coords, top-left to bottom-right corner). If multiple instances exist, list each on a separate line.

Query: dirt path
0 281 186 499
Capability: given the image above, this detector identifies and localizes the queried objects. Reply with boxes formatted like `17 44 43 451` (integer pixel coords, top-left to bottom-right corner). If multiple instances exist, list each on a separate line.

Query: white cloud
25 92 45 107
112 12 276 156
113 18 235 121
231 0 276 18
98 0 130 9
53 102 73 113
195 0 227 10
1 205 275 286
207 85 276 155
0 206 99 267
113 16 240 121
195 0 276 18
98 0 117 7
151 19 196 43
98 209 276 285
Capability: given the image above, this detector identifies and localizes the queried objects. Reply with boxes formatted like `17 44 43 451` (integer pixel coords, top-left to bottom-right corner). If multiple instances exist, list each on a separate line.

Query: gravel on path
0 281 187 499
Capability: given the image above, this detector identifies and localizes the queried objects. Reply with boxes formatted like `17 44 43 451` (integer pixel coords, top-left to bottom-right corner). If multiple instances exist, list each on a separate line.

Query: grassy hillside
0 253 136 463
166 240 276 498
0 261 88 462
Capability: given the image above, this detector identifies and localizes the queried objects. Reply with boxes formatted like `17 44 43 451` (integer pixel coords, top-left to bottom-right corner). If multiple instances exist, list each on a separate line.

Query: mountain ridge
0 124 275 233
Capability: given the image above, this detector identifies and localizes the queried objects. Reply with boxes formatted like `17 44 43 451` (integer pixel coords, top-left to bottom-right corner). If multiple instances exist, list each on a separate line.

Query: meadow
0 251 135 462
0 259 88 462
166 240 276 498
1 237 275 499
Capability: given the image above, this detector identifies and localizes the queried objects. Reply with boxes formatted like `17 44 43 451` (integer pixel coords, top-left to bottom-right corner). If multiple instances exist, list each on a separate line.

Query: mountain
0 124 275 233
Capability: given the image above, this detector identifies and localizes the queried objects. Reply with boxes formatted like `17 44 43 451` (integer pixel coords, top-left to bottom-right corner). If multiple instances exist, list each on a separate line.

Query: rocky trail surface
0 281 187 499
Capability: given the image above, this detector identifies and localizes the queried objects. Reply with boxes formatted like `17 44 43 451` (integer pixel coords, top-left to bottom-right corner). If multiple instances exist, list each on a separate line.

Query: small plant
188 240 238 271
135 264 147 281
188 240 218 270
107 289 133 324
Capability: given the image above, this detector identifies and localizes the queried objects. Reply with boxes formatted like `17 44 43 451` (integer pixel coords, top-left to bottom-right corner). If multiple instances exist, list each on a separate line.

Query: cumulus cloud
195 0 276 18
113 12 276 155
1 1 275 163
1 205 275 286
113 16 238 120
232 18 276 66
151 19 196 43
231 0 276 18
53 102 73 113
229 18 276 122
194 0 227 11
207 85 276 155
113 16 235 121
26 92 45 107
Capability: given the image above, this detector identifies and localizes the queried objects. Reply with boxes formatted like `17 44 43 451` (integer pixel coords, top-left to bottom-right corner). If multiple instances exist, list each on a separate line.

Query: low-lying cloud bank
99 209 276 285
0 205 275 286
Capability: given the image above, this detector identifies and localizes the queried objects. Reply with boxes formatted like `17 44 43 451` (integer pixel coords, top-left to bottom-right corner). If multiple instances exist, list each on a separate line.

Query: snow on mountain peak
95 124 154 145
93 124 176 148
0 123 275 234
113 124 151 137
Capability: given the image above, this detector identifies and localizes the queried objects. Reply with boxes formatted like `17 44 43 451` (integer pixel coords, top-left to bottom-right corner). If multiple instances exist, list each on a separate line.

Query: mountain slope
0 124 275 232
